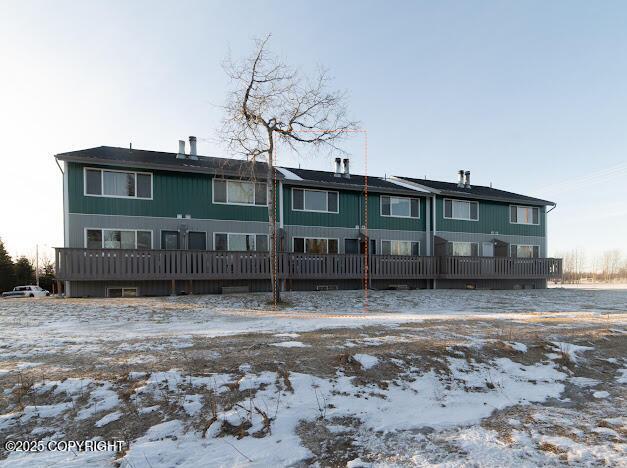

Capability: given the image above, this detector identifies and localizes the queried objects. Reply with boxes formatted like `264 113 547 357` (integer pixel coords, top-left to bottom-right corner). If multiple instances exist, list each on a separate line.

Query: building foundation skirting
64 278 546 298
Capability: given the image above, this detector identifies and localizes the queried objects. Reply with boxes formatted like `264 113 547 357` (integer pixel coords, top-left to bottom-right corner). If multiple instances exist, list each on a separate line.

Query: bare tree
220 35 357 303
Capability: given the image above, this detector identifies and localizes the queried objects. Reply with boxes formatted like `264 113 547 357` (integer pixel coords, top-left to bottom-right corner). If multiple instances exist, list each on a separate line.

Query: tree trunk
267 132 281 304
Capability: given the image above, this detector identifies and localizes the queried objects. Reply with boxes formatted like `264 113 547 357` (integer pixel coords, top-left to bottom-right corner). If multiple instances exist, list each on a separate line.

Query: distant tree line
555 248 627 283
0 238 56 293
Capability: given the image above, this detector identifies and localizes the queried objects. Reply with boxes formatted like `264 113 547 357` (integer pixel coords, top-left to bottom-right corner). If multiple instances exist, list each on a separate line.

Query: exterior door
482 242 494 257
161 231 180 249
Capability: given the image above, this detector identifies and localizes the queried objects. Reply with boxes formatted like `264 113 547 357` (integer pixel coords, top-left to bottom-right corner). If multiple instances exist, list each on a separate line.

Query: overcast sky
1 1 626 264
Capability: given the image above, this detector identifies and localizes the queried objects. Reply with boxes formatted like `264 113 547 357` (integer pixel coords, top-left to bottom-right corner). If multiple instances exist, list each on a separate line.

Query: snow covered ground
0 289 625 466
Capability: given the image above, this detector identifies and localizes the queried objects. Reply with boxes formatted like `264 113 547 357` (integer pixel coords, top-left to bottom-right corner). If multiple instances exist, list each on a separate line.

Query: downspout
432 195 437 290
545 204 556 259
425 197 431 256
279 181 285 291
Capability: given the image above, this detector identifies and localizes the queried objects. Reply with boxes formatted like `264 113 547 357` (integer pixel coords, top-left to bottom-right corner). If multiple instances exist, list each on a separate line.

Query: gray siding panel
435 231 547 257
68 213 269 249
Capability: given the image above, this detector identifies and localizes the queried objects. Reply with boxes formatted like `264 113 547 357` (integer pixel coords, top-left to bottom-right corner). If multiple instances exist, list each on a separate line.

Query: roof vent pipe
177 140 186 159
464 170 471 188
343 158 350 178
457 170 464 187
189 136 198 160
334 157 342 177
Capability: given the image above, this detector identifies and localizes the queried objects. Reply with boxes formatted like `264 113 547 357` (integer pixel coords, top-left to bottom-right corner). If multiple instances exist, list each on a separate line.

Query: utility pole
35 244 39 286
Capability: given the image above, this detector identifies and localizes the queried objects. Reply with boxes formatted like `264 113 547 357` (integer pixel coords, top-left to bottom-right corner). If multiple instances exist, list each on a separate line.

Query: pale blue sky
1 1 626 264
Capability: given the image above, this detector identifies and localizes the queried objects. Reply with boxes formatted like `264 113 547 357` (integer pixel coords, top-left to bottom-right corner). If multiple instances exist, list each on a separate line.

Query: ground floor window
86 229 152 249
293 237 339 254
107 287 138 298
450 241 479 257
214 233 268 252
511 244 539 258
381 240 419 256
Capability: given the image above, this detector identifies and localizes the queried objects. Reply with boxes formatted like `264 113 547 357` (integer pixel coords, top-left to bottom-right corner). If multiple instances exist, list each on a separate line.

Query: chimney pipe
189 136 198 160
457 170 464 187
343 158 350 178
464 170 471 188
177 140 186 159
334 157 342 177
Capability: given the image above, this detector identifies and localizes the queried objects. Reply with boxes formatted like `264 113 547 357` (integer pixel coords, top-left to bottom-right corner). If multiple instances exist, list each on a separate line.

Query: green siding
67 162 269 222
436 197 546 236
282 187 426 231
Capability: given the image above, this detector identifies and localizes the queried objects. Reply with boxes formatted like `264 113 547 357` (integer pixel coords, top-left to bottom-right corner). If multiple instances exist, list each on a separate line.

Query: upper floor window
381 196 419 218
214 233 268 252
86 229 152 249
444 199 478 221
213 179 267 206
292 189 339 213
381 240 419 256
510 205 539 225
84 168 152 199
510 244 539 258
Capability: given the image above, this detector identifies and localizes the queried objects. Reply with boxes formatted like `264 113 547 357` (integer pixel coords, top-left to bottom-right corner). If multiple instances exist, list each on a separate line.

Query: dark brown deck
55 248 562 282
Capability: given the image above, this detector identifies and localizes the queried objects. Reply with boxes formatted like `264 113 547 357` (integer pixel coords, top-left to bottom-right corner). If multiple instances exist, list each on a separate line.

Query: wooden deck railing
55 248 562 282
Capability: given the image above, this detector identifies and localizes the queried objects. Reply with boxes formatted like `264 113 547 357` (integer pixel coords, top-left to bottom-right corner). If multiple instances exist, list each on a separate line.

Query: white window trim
380 195 420 219
213 232 269 251
380 239 420 256
513 244 540 258
450 241 479 257
84 228 153 249
291 188 340 214
106 287 139 298
509 205 540 225
292 236 340 254
83 167 153 200
443 198 479 221
212 179 268 207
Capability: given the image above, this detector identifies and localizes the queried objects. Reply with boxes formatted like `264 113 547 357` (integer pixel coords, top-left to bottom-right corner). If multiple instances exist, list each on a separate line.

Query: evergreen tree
0 238 16 292
38 260 56 292
14 256 35 286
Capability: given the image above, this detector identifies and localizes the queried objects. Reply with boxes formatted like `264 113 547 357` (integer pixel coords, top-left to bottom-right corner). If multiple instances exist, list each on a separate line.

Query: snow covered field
1 289 626 466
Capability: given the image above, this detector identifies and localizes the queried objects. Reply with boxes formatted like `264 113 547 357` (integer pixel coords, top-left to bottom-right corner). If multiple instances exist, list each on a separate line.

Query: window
381 240 420 256
292 189 339 213
292 237 339 254
344 239 359 254
380 196 419 218
444 199 479 221
450 242 479 257
85 169 102 195
212 179 267 206
188 232 207 250
86 229 152 249
84 168 152 199
510 244 539 258
510 205 540 225
214 233 268 251
107 288 138 298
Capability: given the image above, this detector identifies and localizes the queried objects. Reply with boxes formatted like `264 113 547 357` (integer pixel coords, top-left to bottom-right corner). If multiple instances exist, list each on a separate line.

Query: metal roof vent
177 140 186 159
334 157 342 177
343 158 350 179
464 170 471 189
189 136 198 160
457 170 464 187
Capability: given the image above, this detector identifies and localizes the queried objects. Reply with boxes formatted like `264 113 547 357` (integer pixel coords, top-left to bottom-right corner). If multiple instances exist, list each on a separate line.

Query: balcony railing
55 248 562 282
